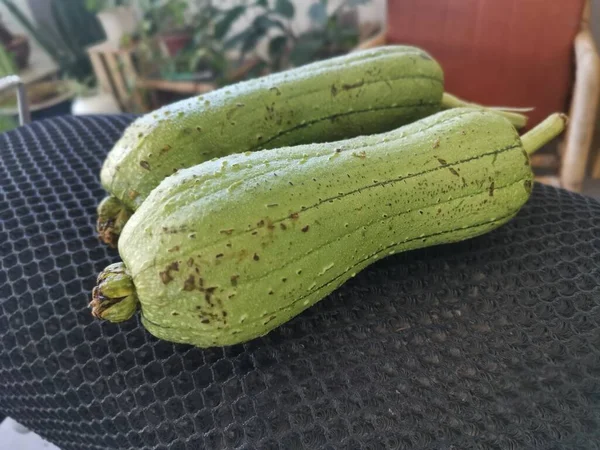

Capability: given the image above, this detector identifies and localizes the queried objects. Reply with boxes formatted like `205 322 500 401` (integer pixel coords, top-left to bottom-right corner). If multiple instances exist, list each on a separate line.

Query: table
0 115 599 449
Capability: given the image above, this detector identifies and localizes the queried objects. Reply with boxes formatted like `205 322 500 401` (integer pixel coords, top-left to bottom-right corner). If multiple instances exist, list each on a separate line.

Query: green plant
222 0 371 73
84 0 129 13
0 44 17 77
0 115 16 133
1 0 105 83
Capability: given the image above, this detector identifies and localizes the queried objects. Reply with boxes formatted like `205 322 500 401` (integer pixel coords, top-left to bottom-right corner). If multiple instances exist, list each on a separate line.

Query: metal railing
0 75 31 125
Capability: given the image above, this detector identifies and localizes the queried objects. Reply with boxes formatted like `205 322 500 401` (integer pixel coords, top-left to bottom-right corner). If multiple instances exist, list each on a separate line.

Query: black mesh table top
0 115 599 450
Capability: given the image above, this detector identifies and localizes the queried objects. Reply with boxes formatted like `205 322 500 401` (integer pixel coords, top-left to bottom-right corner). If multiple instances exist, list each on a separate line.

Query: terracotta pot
5 35 29 69
159 31 192 56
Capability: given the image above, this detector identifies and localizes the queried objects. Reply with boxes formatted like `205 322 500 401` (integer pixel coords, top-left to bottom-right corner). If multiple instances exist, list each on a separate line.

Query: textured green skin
118 108 533 348
101 45 443 211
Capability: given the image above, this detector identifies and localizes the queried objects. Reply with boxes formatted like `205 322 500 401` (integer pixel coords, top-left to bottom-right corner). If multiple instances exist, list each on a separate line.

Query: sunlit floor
0 418 59 450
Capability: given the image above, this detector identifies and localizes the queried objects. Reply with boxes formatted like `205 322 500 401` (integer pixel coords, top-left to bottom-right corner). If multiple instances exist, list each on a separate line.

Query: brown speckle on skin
160 144 172 154
436 157 447 166
139 160 150 170
268 290 274 295
433 138 440 149
280 223 287 230
330 84 338 97
187 258 194 267
448 168 460 177
168 246 180 253
216 253 224 259
230 275 239 286
301 225 309 232
352 151 367 159
289 212 299 220
257 219 265 227
524 179 533 192
489 181 495 197
201 319 210 324
253 253 260 261
183 276 195 291
220 229 234 235
159 261 179 284
128 190 139 200
341 80 364 91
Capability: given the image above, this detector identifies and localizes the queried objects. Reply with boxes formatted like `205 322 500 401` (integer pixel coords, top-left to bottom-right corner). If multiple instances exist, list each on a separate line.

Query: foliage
84 0 129 14
0 44 17 77
104 0 369 86
1 0 105 83
222 0 370 73
0 114 16 133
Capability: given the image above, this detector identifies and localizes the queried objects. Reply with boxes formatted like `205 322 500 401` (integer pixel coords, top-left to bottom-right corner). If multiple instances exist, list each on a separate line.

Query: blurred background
0 0 384 123
0 0 599 193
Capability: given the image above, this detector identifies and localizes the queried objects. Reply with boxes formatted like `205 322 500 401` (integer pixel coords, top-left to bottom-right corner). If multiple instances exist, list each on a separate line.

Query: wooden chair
358 0 600 192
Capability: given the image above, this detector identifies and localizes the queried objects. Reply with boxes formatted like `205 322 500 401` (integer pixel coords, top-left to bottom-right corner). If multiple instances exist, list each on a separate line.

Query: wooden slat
530 153 560 169
88 51 112 94
136 78 216 95
105 52 130 110
536 175 561 188
120 52 148 112
592 150 600 179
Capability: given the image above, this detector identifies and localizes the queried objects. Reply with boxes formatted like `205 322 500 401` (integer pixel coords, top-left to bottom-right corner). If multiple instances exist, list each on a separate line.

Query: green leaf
274 0 294 19
214 5 245 39
253 15 286 33
345 0 371 6
268 35 287 60
224 28 253 49
308 2 327 26
289 35 323 66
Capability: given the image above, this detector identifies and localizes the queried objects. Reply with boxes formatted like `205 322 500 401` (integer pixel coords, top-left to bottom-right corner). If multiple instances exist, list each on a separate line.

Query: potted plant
0 15 29 69
216 0 371 75
0 78 77 121
84 0 137 48
1 0 107 119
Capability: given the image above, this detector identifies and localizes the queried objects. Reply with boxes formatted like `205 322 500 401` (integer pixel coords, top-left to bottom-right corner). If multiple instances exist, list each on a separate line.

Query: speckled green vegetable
96 45 527 247
90 108 564 348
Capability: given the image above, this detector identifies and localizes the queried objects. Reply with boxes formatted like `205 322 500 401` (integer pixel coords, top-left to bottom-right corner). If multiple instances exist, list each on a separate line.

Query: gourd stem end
97 196 132 248
90 262 138 323
522 113 568 156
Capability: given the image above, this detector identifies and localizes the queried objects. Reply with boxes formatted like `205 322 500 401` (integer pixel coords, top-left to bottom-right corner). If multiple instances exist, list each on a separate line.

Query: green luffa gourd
97 46 527 247
91 108 564 348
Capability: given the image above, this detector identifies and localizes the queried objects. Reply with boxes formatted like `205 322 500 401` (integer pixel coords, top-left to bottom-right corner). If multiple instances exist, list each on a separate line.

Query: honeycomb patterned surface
0 116 599 450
